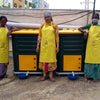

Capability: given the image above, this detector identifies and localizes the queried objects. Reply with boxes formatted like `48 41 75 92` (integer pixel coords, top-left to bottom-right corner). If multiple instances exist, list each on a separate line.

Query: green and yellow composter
11 29 86 75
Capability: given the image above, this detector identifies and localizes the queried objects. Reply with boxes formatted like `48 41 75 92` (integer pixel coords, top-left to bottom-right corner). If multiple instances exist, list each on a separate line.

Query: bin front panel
57 33 86 72
63 55 81 71
19 55 37 71
15 35 37 53
60 34 84 55
12 34 40 72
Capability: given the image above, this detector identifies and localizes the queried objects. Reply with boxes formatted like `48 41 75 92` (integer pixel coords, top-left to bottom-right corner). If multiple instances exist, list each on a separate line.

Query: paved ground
0 58 100 100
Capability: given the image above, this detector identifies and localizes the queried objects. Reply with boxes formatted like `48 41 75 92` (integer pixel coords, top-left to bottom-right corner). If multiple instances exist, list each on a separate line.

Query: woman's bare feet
49 77 55 82
93 79 98 82
40 76 46 81
84 78 88 82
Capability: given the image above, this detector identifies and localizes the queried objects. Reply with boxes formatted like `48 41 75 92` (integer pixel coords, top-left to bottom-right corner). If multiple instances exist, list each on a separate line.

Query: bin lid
12 29 88 34
12 29 39 34
59 29 81 34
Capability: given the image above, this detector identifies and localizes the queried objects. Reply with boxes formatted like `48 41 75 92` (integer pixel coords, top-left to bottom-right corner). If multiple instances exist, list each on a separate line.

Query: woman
36 12 59 81
79 13 100 82
0 16 17 79
79 13 99 39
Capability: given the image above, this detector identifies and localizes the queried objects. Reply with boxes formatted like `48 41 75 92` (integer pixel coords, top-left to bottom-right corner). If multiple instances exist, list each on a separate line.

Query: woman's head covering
44 12 52 17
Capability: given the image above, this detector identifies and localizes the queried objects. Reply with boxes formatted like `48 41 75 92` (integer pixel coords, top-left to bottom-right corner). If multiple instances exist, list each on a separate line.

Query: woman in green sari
79 13 100 82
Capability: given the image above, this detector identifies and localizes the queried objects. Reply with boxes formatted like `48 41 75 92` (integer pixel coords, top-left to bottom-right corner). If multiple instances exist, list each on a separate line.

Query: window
8 3 10 7
29 2 32 7
14 3 17 8
25 0 27 5
19 0 22 2
44 5 47 7
19 5 22 8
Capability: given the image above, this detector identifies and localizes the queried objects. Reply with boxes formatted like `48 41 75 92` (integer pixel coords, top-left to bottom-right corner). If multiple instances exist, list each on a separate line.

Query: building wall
40 0 49 8
4 0 8 7
0 0 4 7
33 0 49 8
38 0 43 8
13 0 24 8
9 0 13 8
32 0 39 8
44 1 49 8
4 0 13 8
25 0 33 8
28 0 33 2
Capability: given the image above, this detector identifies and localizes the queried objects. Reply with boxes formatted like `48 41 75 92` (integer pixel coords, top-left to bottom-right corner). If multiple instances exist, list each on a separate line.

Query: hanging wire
58 11 92 25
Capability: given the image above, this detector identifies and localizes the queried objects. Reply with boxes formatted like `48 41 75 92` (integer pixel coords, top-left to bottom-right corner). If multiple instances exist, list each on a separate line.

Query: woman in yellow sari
36 12 59 81
0 16 17 79
79 13 100 82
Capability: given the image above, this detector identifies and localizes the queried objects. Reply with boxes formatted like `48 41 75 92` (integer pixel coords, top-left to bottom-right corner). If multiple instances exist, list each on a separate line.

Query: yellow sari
38 22 59 72
0 26 9 63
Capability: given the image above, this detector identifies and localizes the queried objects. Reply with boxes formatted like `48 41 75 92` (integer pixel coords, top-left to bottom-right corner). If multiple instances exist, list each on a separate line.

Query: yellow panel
63 55 82 71
12 30 39 34
12 29 88 34
19 55 37 71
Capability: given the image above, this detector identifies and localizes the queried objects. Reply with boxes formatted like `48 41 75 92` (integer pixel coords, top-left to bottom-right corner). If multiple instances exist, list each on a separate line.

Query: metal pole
93 0 96 15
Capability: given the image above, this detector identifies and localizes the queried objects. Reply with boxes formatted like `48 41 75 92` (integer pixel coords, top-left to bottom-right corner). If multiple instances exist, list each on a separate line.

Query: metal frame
13 71 42 74
56 72 84 75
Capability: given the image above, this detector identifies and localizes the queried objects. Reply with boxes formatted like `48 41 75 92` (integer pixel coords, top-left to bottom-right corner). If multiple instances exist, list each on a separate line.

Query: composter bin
56 29 86 75
12 29 41 74
12 29 86 75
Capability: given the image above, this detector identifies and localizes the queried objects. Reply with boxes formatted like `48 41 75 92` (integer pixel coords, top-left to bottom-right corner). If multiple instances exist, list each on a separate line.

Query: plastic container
68 74 79 80
18 73 28 79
